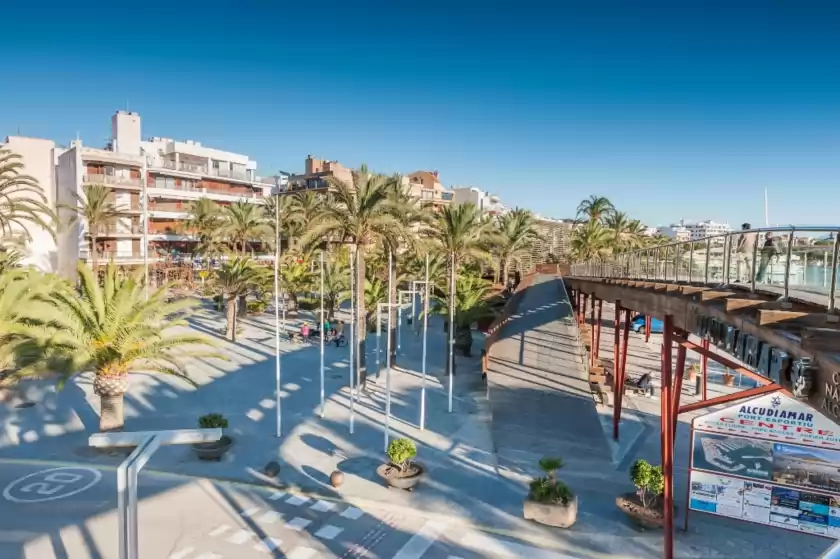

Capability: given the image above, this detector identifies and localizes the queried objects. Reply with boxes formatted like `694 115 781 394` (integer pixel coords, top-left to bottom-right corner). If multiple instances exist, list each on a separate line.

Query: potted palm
686 362 700 382
616 459 665 529
523 457 577 528
9 263 222 432
193 413 233 461
376 438 425 491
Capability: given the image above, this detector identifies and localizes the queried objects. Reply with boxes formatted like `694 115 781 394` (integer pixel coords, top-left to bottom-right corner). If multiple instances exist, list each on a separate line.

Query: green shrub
198 413 229 429
630 459 664 508
528 456 573 505
247 300 267 314
387 438 417 472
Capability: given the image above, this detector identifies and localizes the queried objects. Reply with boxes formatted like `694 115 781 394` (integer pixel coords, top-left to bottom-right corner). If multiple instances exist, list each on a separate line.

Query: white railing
569 225 840 311
84 174 142 188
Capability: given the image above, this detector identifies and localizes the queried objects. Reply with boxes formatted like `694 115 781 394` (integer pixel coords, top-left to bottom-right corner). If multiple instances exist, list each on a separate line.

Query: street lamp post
272 187 283 438
319 250 325 418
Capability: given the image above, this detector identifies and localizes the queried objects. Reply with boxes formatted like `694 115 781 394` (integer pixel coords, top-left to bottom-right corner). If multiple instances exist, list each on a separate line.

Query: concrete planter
376 463 425 491
616 493 666 530
523 496 578 528
193 435 233 461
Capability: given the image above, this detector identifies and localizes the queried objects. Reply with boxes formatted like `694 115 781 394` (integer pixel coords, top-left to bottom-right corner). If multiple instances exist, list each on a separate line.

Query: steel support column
612 300 622 440
645 315 651 343
661 315 674 559
701 338 709 401
594 299 603 361
621 308 630 380
590 296 596 367
679 383 783 414
672 345 686 442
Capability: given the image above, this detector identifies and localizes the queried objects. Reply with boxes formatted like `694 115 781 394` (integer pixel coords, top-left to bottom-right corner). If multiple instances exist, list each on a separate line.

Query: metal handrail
569 225 840 310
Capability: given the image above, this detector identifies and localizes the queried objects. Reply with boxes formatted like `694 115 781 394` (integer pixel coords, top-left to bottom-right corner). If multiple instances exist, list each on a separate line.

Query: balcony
84 174 143 189
441 192 454 201
208 167 251 181
89 223 144 236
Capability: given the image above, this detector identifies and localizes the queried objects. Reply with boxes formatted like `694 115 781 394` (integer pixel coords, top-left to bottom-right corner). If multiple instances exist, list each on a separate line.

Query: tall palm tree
9 263 221 431
185 198 222 255
67 184 123 269
0 149 56 245
496 208 540 283
575 195 614 224
570 219 611 261
292 191 323 246
303 169 407 386
219 201 272 255
262 194 303 251
364 277 388 331
432 204 494 375
213 257 263 341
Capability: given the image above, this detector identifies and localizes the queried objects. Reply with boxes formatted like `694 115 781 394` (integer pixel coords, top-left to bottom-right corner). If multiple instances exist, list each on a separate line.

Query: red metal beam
645 315 651 343
595 299 603 361
678 383 783 414
672 345 686 441
612 300 622 440
673 336 771 387
662 315 674 559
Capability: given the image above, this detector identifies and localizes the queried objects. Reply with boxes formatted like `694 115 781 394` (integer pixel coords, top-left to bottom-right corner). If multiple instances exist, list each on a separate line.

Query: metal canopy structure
568 285 826 559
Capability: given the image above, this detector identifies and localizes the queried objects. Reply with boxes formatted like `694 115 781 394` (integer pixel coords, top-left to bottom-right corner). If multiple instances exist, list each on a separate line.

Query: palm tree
292 191 323 247
214 257 263 341
67 184 122 270
321 250 350 320
570 219 611 261
0 149 56 245
263 194 303 251
219 201 272 255
364 277 388 331
575 195 614 224
278 257 314 314
9 263 221 431
429 274 496 357
496 208 540 283
302 169 407 386
185 198 222 255
432 204 494 375
0 250 24 275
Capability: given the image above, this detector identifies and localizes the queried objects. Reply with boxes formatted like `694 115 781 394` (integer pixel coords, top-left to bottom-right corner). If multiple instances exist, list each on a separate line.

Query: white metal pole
397 294 402 353
376 307 381 379
349 249 355 434
448 252 455 413
385 251 393 451
141 152 149 300
412 286 417 334
274 192 282 438
421 254 429 430
319 251 325 418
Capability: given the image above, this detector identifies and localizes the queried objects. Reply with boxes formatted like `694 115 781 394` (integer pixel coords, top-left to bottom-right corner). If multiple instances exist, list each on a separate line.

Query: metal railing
569 226 840 311
90 224 144 235
84 174 143 188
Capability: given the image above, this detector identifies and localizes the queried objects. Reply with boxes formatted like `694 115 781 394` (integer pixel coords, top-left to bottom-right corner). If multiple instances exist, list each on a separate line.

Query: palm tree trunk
99 392 125 432
354 244 367 387
238 294 247 317
499 257 506 286
90 235 98 271
226 298 237 341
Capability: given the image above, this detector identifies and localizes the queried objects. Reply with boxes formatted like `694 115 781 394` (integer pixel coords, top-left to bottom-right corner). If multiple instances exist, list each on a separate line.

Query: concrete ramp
486 275 611 472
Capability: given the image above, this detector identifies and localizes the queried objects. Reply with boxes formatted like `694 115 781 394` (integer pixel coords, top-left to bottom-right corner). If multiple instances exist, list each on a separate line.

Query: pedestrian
735 223 758 282
755 232 780 283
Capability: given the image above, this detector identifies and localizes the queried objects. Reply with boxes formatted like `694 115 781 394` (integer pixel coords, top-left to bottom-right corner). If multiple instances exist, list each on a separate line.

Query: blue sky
3 1 840 226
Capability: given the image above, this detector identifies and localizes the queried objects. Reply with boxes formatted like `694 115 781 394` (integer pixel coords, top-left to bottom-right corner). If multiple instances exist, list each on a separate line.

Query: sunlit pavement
0 461 591 559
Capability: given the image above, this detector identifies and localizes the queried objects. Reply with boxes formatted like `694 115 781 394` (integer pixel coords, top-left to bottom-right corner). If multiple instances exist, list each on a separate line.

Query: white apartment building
0 136 59 272
4 110 276 279
680 219 731 240
656 225 692 242
451 186 506 216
